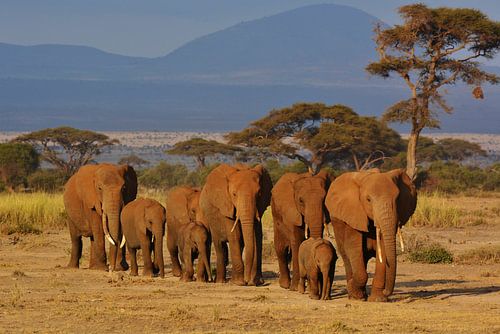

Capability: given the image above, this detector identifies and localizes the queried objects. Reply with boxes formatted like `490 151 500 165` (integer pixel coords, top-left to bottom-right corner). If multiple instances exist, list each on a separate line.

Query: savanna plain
0 191 499 333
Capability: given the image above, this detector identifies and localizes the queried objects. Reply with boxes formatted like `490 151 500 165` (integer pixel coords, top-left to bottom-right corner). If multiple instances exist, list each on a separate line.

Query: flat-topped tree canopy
15 126 118 176
226 103 404 173
366 4 500 179
166 137 241 169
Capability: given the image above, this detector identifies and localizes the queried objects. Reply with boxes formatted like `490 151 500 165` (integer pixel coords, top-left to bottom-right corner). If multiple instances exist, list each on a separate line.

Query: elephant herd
63 162 417 302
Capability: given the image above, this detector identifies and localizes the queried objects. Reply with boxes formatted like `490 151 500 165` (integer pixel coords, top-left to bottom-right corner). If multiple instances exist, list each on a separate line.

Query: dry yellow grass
0 192 67 234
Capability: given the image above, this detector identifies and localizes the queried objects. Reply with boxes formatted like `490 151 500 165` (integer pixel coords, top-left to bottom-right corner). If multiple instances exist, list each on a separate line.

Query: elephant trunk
153 229 164 278
305 203 324 239
374 200 398 297
237 195 256 284
102 190 123 271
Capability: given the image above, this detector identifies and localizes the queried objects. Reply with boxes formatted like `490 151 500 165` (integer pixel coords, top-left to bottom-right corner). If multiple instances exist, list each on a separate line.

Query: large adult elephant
325 168 416 302
165 186 203 277
64 163 137 270
271 170 330 290
199 164 272 286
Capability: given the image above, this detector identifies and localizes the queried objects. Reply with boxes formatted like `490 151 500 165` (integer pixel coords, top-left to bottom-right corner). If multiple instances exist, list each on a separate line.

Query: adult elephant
271 170 330 290
325 168 416 302
64 163 137 271
165 186 203 277
199 164 272 286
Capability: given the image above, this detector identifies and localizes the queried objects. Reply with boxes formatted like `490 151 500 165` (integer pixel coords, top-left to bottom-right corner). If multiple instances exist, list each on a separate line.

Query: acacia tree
15 127 117 176
118 154 149 169
166 138 241 169
367 4 500 180
226 103 404 173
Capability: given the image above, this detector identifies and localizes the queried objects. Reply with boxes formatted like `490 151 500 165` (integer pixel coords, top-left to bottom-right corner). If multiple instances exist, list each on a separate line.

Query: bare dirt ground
1 221 499 334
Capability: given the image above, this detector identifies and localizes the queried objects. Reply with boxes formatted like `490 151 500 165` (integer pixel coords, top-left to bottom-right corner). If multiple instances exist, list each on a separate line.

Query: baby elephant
178 221 213 282
120 198 166 278
298 238 337 300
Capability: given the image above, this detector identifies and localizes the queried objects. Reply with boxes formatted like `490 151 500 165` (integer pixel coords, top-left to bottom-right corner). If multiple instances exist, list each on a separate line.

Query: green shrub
0 142 40 190
138 162 189 190
184 164 219 187
408 243 453 264
27 169 67 192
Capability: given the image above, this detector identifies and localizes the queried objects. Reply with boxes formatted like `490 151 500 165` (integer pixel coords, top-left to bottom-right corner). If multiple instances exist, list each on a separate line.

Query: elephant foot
180 275 194 282
309 294 320 300
298 284 305 294
129 270 138 277
66 262 79 269
279 275 291 289
89 262 108 271
247 277 264 286
115 261 129 271
142 269 155 277
289 281 299 292
230 278 246 286
172 267 182 277
347 280 367 301
368 293 388 302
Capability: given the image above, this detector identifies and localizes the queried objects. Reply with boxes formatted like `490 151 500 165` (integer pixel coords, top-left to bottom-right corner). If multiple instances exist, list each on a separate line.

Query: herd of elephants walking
63 162 417 302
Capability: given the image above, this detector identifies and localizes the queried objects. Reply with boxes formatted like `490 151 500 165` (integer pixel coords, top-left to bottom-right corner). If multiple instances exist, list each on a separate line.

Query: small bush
408 243 453 264
27 169 67 192
138 162 189 190
455 246 500 265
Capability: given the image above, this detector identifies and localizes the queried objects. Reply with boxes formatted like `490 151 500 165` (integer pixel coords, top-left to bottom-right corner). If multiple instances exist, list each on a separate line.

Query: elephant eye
366 197 371 202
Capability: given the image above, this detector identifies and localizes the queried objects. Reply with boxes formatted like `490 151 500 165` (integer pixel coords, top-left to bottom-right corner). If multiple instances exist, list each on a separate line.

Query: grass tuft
408 192 490 228
455 245 500 265
0 193 67 234
408 243 453 264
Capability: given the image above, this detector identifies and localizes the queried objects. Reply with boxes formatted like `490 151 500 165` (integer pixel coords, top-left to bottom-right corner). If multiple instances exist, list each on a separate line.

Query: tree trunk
406 130 420 181
196 156 206 170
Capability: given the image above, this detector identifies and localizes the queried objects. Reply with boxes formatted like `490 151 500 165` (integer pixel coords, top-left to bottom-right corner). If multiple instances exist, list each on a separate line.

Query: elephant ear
273 173 302 226
253 164 273 218
76 165 102 215
388 169 417 226
205 164 236 218
120 165 137 204
325 172 369 232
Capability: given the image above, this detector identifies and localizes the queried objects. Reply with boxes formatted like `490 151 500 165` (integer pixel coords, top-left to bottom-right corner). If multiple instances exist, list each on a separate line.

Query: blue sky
1 0 499 63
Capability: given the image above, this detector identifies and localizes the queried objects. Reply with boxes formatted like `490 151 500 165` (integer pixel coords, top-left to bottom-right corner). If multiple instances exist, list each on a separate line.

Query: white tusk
231 215 240 233
304 223 309 239
120 235 126 248
151 234 155 243
376 227 383 263
102 213 116 246
255 211 261 222
106 234 116 246
397 227 405 253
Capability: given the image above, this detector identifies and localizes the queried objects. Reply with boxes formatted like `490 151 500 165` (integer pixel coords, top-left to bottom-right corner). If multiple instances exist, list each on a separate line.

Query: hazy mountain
0 43 145 80
0 4 498 132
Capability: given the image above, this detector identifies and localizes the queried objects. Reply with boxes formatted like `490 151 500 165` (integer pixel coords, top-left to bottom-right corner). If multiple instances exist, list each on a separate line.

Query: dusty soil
1 224 499 333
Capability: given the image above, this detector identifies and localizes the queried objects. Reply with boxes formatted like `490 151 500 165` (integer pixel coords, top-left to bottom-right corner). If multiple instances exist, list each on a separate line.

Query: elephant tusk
151 234 155 243
304 223 309 239
120 235 126 248
397 227 405 253
255 211 261 222
231 215 240 233
102 213 116 246
376 227 383 263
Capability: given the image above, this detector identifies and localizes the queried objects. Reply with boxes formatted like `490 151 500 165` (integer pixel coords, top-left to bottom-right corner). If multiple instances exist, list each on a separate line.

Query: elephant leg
140 236 154 277
298 261 306 294
195 256 206 282
249 220 264 286
369 237 388 302
67 225 82 268
89 214 107 270
167 232 182 277
227 226 245 286
128 246 138 276
308 270 320 300
274 222 291 289
344 226 368 300
290 226 305 291
115 246 129 271
213 238 227 283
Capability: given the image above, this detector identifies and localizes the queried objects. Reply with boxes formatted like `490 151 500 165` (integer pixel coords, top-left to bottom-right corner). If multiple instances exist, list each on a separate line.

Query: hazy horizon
1 0 499 65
